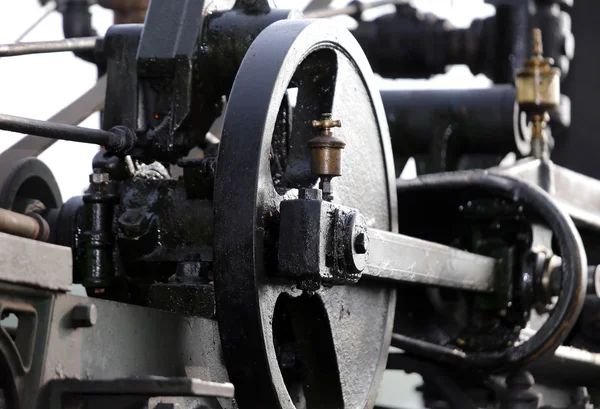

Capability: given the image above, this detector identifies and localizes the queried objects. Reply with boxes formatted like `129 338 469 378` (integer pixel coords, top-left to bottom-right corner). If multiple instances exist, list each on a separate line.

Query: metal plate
214 19 397 408
0 232 71 292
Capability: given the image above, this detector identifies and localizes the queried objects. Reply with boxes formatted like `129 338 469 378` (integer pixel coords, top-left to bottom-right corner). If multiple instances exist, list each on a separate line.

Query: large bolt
118 209 149 237
354 232 369 254
71 303 97 328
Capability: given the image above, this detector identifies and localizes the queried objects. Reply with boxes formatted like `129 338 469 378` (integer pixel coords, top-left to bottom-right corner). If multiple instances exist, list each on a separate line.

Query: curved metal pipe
392 171 587 369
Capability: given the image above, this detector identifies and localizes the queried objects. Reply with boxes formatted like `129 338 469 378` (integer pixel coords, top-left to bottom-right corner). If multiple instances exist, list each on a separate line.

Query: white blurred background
0 2 496 408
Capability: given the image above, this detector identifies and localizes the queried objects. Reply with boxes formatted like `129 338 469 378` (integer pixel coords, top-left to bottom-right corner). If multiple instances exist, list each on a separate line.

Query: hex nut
298 188 322 201
71 303 97 328
90 173 110 184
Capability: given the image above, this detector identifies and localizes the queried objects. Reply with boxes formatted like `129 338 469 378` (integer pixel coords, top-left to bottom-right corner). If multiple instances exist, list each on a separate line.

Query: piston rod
0 37 98 57
0 208 49 241
363 228 498 293
0 113 134 154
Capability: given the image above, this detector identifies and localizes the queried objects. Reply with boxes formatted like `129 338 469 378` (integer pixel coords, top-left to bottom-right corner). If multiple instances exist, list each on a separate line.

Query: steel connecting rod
364 228 498 293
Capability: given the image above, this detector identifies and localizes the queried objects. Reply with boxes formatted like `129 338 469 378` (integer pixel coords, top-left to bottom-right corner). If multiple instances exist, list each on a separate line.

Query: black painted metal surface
214 19 397 409
393 172 586 369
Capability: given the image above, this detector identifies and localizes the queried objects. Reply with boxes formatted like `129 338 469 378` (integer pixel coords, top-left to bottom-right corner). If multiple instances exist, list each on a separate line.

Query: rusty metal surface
0 232 71 291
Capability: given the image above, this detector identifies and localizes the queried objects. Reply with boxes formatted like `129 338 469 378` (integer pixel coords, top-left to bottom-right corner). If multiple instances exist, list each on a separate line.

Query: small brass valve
308 113 345 200
515 28 561 159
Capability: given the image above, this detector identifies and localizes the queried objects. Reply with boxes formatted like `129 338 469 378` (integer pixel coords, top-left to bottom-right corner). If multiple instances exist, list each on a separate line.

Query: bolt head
71 303 97 328
354 232 369 254
298 188 322 201
90 172 110 184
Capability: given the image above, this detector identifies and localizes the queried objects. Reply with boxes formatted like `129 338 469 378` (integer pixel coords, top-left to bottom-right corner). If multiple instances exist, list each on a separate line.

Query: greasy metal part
0 37 98 57
365 228 498 293
214 20 396 408
278 193 499 291
309 113 344 199
0 208 49 242
126 0 295 163
393 171 586 369
0 232 72 291
0 76 106 188
78 172 118 293
516 29 561 159
0 113 135 154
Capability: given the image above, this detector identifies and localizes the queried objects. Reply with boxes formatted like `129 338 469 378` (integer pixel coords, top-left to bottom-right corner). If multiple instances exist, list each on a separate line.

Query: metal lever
363 228 498 293
0 113 135 155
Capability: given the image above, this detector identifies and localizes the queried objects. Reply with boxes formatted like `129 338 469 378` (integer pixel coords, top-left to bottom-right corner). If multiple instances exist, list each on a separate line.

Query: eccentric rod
304 0 406 18
0 37 98 57
0 113 134 154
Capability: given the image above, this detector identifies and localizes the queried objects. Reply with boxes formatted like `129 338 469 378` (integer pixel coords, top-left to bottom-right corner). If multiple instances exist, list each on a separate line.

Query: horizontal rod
0 76 107 189
305 0 406 18
0 112 113 146
364 228 498 292
0 37 98 57
0 208 49 241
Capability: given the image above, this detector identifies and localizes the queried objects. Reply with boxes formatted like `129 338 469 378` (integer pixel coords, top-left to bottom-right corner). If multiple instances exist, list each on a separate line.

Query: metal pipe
0 37 98 57
0 208 49 241
304 0 405 19
381 86 524 156
0 113 134 154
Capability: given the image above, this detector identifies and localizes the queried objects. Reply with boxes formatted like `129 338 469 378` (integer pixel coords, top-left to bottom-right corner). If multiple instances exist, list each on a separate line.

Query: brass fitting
515 29 561 159
309 113 345 199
